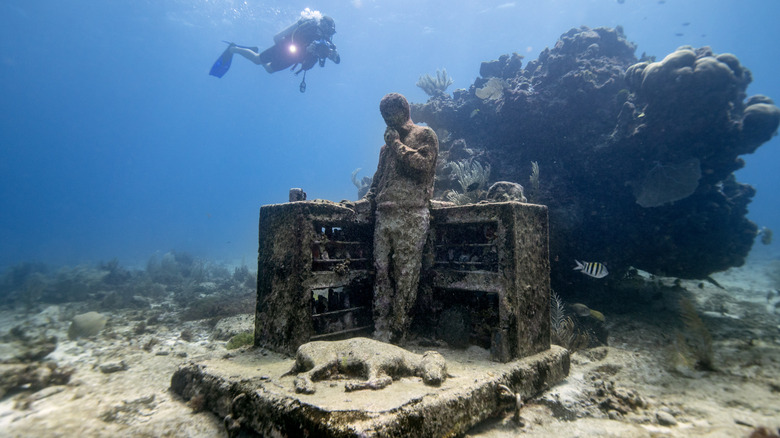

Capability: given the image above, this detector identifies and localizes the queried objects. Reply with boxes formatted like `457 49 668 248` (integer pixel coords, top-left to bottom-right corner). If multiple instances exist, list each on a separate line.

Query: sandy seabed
1 258 778 437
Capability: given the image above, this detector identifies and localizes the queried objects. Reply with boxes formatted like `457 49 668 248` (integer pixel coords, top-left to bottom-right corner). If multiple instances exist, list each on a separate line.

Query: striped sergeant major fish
574 260 608 278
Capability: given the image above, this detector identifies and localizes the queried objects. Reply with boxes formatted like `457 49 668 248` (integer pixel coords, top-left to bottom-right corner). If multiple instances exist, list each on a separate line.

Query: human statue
353 93 439 343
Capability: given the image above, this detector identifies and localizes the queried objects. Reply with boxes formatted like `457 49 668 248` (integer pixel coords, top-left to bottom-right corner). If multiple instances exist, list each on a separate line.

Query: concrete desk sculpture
171 93 569 438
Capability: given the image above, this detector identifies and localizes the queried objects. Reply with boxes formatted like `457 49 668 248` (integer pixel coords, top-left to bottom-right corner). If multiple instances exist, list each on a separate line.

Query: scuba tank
274 17 322 46
273 20 300 45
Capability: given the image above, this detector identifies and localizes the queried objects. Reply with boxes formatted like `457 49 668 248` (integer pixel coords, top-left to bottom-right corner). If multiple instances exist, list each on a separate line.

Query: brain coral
742 101 780 148
627 46 750 113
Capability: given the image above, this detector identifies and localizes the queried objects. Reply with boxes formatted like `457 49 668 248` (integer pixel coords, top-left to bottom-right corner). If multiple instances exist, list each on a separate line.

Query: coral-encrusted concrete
171 344 569 438
255 200 551 363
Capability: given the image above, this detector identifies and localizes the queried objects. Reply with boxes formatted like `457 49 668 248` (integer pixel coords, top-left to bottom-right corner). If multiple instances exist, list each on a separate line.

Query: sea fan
632 158 701 208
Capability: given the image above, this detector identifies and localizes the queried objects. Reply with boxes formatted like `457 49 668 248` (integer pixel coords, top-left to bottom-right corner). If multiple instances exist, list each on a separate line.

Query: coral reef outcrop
412 26 779 282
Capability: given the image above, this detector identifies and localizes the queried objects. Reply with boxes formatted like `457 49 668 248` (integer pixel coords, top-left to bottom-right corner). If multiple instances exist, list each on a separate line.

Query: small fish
574 260 608 278
571 303 590 317
570 303 606 322
470 108 480 118
589 309 606 322
704 275 725 290
674 32 684 37
466 181 481 191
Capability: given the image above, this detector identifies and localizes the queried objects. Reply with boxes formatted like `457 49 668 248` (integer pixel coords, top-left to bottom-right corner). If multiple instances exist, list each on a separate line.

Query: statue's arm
346 144 385 215
393 127 438 173
363 145 387 201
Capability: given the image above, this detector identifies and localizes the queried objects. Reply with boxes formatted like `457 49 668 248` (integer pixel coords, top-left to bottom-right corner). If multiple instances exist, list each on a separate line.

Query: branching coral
529 161 540 195
416 69 454 97
677 297 715 371
448 160 491 193
550 291 591 351
530 161 539 187
445 191 479 205
444 160 491 205
550 291 567 334
351 168 372 199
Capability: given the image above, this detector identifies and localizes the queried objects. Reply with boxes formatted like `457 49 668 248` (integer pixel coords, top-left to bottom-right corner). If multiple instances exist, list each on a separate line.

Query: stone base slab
171 345 569 437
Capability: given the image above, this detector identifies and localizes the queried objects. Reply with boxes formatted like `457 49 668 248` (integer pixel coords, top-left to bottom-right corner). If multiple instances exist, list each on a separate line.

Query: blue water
1 0 779 269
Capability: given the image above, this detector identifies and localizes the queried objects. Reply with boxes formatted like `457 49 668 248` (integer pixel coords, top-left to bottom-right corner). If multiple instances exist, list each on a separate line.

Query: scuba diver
210 8 340 93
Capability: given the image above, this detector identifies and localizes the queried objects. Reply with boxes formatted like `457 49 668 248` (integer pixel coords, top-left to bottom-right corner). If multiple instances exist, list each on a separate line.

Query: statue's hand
349 198 371 213
384 127 399 145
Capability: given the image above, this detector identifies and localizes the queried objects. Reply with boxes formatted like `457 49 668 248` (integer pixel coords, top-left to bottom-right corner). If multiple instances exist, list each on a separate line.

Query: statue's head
380 93 411 129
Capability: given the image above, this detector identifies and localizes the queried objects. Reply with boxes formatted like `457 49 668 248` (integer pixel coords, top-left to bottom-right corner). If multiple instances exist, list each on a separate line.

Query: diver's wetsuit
259 16 339 74
209 12 339 92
